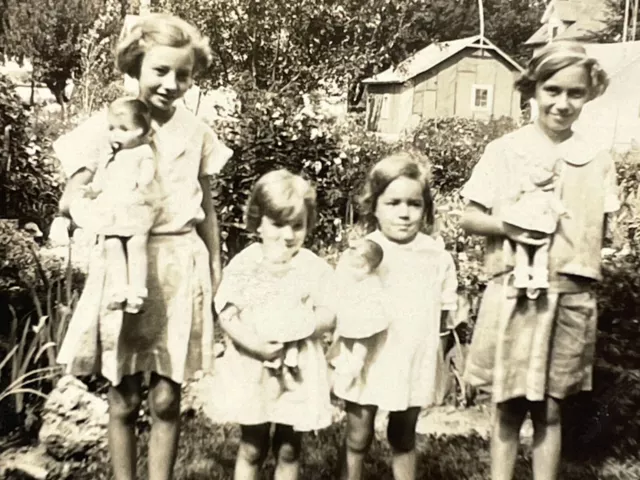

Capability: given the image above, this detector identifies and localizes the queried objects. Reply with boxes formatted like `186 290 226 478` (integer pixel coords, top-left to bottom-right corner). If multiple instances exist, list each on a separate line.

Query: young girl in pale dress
55 13 232 480
215 169 335 480
460 42 616 480
334 152 458 480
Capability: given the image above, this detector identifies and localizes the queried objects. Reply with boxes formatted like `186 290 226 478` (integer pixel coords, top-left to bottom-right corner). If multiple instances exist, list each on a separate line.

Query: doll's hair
107 97 152 134
360 239 384 270
115 13 212 78
515 42 609 101
245 169 317 233
359 150 434 232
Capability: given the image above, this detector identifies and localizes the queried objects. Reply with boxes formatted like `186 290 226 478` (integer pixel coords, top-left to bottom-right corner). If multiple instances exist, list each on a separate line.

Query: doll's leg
530 240 550 289
512 242 531 289
334 341 365 391
283 341 300 369
124 233 149 314
104 236 128 310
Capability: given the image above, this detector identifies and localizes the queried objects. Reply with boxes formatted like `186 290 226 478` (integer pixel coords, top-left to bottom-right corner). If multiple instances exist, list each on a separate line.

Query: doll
501 158 568 299
332 238 387 390
73 97 159 313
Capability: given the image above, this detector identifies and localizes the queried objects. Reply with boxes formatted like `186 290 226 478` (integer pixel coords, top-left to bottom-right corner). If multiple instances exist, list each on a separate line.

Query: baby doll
332 238 387 390
219 267 316 390
72 98 159 313
501 158 568 298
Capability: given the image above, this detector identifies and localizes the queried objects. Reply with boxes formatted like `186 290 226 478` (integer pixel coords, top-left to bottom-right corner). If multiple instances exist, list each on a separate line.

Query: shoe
125 287 148 314
283 347 299 369
512 268 531 289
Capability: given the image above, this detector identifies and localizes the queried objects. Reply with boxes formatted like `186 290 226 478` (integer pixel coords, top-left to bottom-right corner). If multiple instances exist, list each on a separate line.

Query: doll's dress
334 272 388 339
501 161 565 235
71 144 160 237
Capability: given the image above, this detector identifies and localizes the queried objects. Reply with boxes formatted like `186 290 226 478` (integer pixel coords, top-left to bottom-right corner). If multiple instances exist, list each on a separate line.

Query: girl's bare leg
108 373 144 480
125 234 149 313
388 407 421 480
148 373 181 480
273 424 302 480
339 402 377 480
104 236 128 308
530 396 562 480
234 423 271 480
491 398 529 480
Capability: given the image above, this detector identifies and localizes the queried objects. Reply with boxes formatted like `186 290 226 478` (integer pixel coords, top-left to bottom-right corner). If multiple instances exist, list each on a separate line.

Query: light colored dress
54 104 233 386
330 230 458 411
214 244 334 431
461 123 620 403
79 143 160 237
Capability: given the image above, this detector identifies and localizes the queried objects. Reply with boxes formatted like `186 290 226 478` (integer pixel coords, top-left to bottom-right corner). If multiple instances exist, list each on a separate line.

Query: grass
55 409 636 480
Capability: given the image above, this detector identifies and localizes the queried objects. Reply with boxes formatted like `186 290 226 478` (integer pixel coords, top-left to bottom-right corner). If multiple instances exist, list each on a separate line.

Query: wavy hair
115 13 212 79
515 41 609 101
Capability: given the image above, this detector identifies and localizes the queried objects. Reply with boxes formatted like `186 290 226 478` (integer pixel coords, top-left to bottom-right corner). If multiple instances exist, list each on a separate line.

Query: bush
0 75 63 229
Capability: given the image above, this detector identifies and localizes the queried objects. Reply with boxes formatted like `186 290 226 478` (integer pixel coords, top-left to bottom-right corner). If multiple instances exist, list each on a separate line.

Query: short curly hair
359 151 434 232
115 13 212 79
515 41 609 101
245 170 317 233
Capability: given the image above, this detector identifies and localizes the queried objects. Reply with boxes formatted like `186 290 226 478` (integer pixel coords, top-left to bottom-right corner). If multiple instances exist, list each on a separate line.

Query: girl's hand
250 340 284 361
502 223 549 246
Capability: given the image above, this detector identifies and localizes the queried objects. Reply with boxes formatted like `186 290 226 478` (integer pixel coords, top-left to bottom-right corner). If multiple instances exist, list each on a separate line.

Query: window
472 84 493 111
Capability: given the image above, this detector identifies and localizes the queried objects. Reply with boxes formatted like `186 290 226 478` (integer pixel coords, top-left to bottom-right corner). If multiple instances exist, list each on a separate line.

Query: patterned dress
214 244 335 431
461 123 620 402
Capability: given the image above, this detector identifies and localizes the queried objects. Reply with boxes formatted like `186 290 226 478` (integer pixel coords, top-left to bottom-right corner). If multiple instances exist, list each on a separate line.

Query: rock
0 445 60 480
38 375 109 460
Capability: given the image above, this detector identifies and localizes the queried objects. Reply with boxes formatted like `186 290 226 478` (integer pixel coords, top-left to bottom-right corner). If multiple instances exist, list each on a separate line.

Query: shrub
0 75 63 229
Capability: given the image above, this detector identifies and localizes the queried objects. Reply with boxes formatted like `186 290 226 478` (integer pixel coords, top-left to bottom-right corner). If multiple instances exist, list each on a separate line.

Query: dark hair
245 169 317 233
359 150 434 232
108 97 152 134
515 41 609 101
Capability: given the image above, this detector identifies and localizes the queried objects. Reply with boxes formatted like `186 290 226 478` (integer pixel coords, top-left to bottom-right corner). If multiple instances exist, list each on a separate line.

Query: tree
3 0 101 114
158 0 541 104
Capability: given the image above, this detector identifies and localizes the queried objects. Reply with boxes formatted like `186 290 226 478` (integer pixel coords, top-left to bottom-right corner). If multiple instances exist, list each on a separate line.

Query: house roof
526 0 611 45
362 35 523 85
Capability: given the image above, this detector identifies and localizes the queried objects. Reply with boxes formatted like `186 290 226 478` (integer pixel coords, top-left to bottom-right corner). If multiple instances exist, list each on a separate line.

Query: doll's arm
137 156 156 187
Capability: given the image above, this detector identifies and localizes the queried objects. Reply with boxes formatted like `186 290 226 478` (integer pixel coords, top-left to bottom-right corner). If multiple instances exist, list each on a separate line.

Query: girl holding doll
55 13 232 480
333 152 458 480
215 169 335 480
460 42 617 480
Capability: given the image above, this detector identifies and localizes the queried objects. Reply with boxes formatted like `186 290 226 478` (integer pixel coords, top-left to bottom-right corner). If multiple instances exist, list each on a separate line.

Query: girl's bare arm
197 176 222 294
218 305 282 360
58 169 94 217
459 201 506 237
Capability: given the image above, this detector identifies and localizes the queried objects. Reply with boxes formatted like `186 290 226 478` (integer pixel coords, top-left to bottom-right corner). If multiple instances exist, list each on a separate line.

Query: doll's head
344 239 384 279
107 98 152 151
246 169 317 264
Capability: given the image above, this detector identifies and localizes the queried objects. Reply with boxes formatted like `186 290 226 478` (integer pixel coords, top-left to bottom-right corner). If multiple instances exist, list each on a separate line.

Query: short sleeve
200 126 233 177
603 152 620 213
213 247 255 314
53 111 109 179
460 140 503 209
441 252 458 311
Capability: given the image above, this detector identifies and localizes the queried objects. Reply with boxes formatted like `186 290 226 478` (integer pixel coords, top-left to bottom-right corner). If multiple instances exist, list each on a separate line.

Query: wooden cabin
362 35 523 135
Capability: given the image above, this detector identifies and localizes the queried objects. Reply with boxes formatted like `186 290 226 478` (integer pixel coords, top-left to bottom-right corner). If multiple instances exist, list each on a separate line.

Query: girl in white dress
215 169 335 480
54 14 232 480
333 152 458 480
